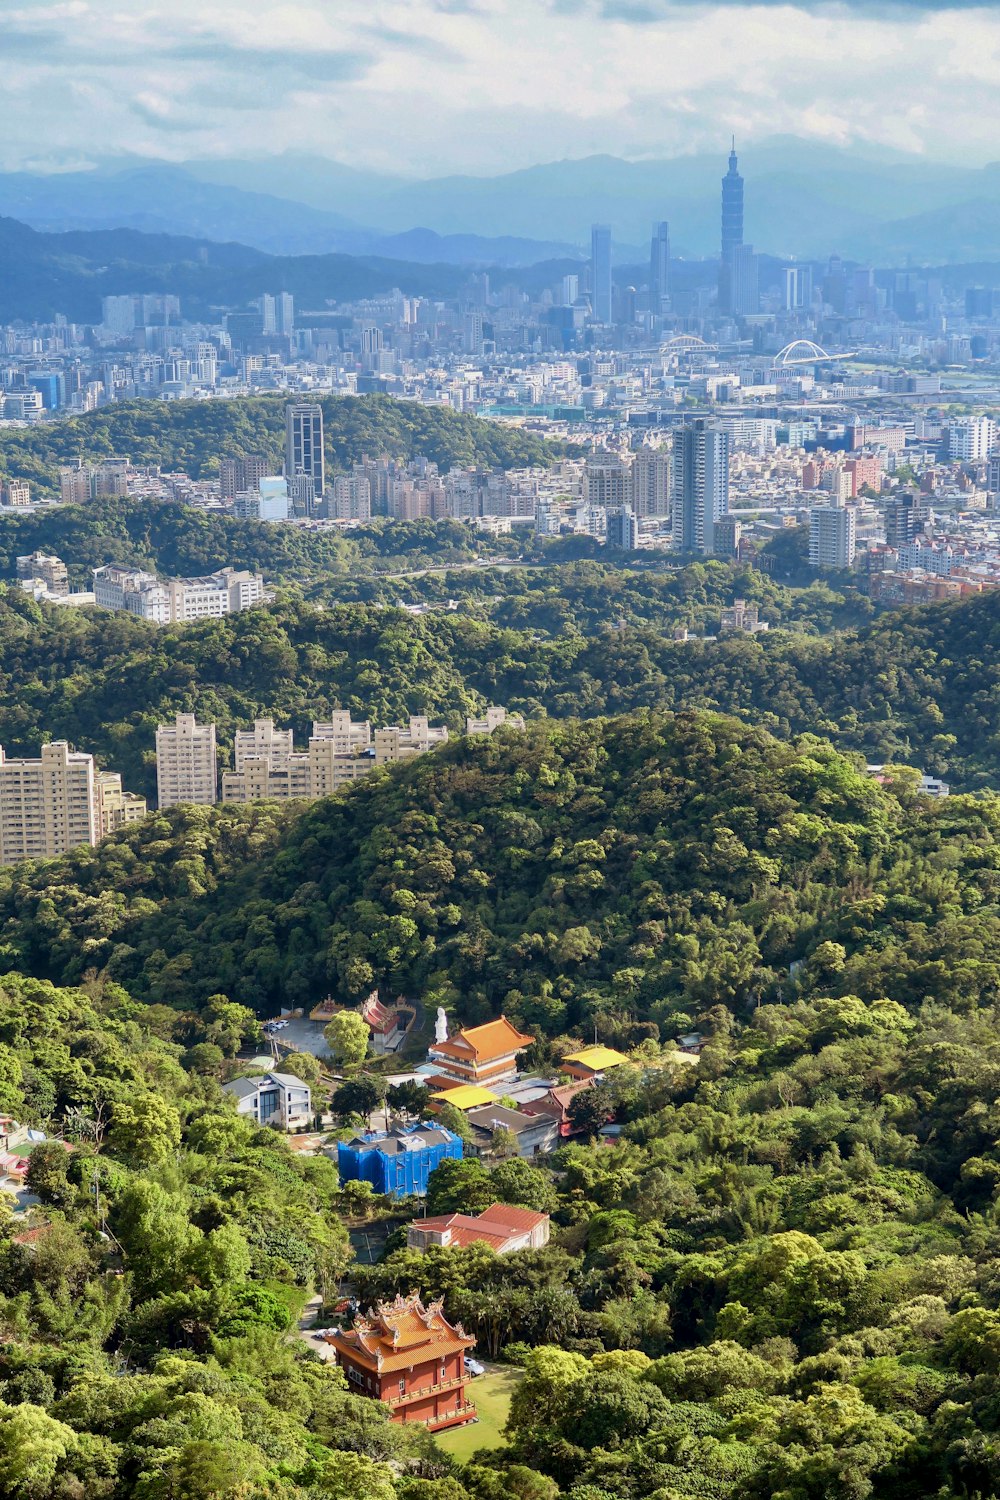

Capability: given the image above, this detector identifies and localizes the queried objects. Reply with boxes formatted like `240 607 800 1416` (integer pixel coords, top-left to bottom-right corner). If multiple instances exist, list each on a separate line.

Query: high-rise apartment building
0 742 99 864
155 715 218 809
632 449 670 517
590 225 613 324
234 719 295 771
220 455 268 499
583 457 632 508
809 504 857 570
0 741 143 865
3 480 31 508
285 403 325 508
17 553 69 595
671 419 730 555
606 505 639 551
649 222 670 315
945 416 995 462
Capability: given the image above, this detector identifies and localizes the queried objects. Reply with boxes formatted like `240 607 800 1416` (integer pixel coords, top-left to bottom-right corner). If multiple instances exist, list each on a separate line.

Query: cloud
0 0 999 177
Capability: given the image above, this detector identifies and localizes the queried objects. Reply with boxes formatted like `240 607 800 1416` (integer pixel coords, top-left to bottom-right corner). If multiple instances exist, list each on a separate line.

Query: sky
4 0 1000 176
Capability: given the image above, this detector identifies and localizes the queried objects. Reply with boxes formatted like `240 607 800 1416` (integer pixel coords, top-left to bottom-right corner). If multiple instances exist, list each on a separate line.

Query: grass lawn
433 1365 523 1460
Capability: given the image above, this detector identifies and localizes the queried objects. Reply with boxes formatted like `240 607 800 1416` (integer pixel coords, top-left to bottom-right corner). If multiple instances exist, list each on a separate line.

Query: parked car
464 1357 485 1377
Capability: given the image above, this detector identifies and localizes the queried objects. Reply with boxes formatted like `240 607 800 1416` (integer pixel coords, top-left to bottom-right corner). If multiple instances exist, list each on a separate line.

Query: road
295 1292 336 1362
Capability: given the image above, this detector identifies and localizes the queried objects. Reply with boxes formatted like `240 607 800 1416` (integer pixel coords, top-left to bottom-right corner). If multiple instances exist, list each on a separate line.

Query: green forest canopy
6 712 1000 1495
0 392 571 497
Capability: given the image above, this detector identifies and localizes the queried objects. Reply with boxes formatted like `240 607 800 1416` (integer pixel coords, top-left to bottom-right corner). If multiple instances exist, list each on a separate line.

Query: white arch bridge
772 339 860 367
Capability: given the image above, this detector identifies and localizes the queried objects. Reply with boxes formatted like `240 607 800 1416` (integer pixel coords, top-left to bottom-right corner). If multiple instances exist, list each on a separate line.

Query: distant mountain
0 164 582 267
0 216 480 323
177 137 1000 263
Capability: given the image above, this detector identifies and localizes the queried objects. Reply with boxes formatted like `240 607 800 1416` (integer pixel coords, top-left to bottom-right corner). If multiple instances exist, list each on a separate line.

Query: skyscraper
721 139 744 261
590 224 613 324
730 244 760 317
649 221 670 315
671 419 730 556
719 140 745 315
285 403 325 508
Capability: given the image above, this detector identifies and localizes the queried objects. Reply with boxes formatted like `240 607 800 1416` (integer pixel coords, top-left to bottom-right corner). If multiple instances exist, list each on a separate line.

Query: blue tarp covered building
337 1123 463 1197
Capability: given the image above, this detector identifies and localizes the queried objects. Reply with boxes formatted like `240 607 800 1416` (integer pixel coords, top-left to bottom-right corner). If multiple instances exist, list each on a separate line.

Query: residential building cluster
92 563 266 623
0 740 145 866
155 706 524 811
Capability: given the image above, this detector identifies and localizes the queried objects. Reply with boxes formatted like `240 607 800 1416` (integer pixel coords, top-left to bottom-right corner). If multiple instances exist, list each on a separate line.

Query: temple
324 1294 477 1431
427 1015 534 1089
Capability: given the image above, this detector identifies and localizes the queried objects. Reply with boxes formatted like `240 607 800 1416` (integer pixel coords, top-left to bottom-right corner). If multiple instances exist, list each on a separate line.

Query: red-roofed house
406 1201 550 1254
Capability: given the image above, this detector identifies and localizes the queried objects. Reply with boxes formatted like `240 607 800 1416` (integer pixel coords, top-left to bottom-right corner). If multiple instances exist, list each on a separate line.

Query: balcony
383 1374 468 1408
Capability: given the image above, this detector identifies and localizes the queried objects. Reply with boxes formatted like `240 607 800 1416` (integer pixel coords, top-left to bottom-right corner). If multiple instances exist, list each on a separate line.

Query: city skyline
3 1 1000 176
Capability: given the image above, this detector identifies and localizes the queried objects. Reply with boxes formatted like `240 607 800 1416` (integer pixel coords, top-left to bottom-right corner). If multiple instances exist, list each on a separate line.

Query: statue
434 1007 448 1044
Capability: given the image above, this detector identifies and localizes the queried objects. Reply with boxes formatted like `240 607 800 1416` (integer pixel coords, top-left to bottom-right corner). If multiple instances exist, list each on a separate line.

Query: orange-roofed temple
427 1015 534 1089
324 1294 477 1431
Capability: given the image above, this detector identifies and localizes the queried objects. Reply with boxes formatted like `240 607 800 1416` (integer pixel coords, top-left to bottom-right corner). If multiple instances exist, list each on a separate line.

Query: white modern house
223 1071 312 1130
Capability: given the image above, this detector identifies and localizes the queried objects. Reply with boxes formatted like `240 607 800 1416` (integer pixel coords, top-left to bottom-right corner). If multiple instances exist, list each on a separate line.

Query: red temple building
325 1293 477 1431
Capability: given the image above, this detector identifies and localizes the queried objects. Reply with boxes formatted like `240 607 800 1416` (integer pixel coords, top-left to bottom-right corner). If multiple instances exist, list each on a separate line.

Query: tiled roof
563 1045 630 1071
430 1016 534 1064
328 1293 473 1373
477 1202 549 1233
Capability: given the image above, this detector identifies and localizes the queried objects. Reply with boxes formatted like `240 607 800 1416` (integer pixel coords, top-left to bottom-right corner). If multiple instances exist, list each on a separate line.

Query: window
399 1378 405 1394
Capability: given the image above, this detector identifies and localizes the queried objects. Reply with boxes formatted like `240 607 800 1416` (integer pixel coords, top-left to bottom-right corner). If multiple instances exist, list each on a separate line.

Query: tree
314 1450 396 1500
0 1402 77 1499
24 1142 73 1209
109 1093 182 1165
332 1075 386 1121
324 1011 370 1069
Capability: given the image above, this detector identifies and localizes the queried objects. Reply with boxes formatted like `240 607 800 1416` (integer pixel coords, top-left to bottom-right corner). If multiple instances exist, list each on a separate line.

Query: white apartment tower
0 742 101 864
671 419 730 555
156 714 218 809
809 504 857 570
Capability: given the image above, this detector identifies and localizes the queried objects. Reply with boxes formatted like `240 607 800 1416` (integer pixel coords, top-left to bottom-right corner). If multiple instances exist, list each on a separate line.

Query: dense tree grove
0 394 569 497
0 567 997 802
5 713 1000 1494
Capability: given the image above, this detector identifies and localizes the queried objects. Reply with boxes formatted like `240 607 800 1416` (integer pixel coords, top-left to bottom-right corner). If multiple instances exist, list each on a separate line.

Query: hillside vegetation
0 392 570 496
5 713 1000 1496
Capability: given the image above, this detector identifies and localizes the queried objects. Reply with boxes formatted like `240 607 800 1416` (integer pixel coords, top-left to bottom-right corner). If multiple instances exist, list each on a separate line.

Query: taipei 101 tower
719 140 749 315
721 138 744 262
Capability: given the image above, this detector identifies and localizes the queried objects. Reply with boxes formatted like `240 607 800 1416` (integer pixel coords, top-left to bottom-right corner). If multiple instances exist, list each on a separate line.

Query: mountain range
7 136 1000 264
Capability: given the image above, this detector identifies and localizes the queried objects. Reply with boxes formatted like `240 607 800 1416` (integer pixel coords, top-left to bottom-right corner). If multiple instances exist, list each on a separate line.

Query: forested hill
1 573 1000 799
0 708 993 1032
0 392 570 496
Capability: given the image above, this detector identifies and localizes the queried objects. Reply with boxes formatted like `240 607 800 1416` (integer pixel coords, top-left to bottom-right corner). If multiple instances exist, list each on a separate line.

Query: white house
223 1072 312 1130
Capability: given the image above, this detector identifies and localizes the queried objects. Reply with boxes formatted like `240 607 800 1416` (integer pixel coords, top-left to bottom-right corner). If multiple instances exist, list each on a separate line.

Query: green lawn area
433 1365 523 1460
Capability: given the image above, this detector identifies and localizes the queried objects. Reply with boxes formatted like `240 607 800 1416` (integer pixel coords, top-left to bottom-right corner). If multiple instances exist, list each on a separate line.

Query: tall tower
649 221 670 316
719 140 745 315
721 138 744 261
671 419 730 556
285 402 325 507
590 224 613 324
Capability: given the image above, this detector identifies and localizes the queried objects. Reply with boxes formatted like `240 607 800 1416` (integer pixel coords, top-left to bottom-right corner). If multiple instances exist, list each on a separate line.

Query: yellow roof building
430 1084 499 1111
562 1045 630 1079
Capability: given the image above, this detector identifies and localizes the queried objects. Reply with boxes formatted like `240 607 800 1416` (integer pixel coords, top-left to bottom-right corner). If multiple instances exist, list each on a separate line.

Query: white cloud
1 0 999 173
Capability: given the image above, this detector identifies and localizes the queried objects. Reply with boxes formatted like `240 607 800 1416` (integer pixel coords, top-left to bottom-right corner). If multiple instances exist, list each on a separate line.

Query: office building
561 274 579 305
101 295 137 335
285 403 325 507
155 714 218 809
606 504 639 551
0 743 140 864
809 503 857 570
649 221 670 314
276 292 295 336
590 224 613 324
671 419 730 555
16 553 68 595
632 449 670 517
784 264 813 312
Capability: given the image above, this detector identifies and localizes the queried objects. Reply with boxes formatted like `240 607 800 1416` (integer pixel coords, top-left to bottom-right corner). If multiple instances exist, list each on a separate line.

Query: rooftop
562 1044 631 1071
430 1015 534 1064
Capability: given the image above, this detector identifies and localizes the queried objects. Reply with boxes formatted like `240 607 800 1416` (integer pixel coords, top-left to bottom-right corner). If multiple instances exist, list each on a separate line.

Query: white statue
434 1007 449 1044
